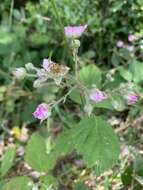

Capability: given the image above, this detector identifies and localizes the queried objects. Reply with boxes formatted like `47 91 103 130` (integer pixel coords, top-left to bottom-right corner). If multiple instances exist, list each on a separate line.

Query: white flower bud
84 104 93 116
12 67 26 80
73 39 80 48
25 62 35 71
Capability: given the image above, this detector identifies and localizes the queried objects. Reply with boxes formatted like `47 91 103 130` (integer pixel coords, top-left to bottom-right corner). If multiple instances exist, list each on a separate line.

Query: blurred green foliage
0 0 143 189
0 0 142 137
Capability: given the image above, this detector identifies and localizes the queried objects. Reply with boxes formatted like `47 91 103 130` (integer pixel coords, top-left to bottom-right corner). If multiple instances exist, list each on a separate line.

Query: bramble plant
7 23 143 190
0 0 143 189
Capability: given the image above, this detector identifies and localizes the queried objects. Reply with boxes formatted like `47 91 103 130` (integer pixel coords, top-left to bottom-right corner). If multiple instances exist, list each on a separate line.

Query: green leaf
2 176 33 190
21 102 37 124
53 130 74 157
129 60 143 83
111 52 122 66
39 175 58 190
121 165 133 186
0 32 14 45
94 98 113 110
74 182 90 190
111 1 124 12
1 147 16 177
119 67 132 81
25 132 56 172
134 155 143 177
79 65 102 88
0 180 6 189
69 89 82 104
111 95 126 111
119 48 131 60
73 116 120 175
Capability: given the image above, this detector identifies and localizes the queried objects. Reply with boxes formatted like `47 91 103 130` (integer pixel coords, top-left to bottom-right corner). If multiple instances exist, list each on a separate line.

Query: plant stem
51 85 77 107
50 0 63 34
46 118 50 133
50 0 67 45
9 0 14 29
50 0 72 62
73 51 78 81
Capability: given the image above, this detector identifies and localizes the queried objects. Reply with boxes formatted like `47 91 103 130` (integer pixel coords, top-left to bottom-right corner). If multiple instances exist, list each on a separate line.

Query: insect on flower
42 59 70 85
33 59 70 87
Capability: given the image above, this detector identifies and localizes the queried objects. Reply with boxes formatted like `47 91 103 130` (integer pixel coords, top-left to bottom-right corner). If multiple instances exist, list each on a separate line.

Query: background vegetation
0 0 143 189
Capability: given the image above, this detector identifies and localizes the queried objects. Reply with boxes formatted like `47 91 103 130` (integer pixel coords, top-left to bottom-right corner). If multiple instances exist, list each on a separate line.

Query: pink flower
89 90 107 102
127 94 137 105
116 41 124 48
64 25 87 38
33 103 51 121
42 59 53 71
128 34 137 42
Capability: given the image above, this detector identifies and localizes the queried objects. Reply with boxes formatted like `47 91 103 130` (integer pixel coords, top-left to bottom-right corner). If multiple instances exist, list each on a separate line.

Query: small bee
50 63 70 77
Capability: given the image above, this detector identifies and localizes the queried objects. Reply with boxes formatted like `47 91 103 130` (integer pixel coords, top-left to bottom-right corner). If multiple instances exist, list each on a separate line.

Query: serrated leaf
2 176 33 190
79 65 102 88
73 116 120 175
1 147 16 177
53 116 120 175
53 130 74 157
25 132 56 172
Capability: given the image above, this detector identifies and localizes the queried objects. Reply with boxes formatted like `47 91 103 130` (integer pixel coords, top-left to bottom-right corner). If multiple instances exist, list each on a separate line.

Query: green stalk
50 0 72 62
50 0 67 43
9 0 14 29
73 50 78 81
46 118 50 133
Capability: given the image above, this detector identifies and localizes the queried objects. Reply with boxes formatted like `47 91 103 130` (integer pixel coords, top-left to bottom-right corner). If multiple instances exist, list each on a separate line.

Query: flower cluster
116 34 138 52
13 25 139 122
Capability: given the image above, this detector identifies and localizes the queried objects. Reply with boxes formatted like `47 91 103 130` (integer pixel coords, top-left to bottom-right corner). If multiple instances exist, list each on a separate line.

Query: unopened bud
12 68 26 80
25 62 35 71
84 104 93 116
